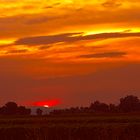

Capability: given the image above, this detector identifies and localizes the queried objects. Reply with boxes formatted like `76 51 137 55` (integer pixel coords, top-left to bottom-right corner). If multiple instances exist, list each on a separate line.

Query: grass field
0 114 140 140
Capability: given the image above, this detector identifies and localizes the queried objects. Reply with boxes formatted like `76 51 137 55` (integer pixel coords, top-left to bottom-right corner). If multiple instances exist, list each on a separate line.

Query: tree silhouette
119 95 140 112
36 108 43 116
90 101 109 112
18 106 31 115
4 102 18 115
0 94 140 116
109 104 118 113
0 102 31 115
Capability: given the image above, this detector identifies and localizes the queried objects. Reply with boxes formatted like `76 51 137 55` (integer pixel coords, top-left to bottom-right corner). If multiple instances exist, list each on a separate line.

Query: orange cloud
0 0 140 106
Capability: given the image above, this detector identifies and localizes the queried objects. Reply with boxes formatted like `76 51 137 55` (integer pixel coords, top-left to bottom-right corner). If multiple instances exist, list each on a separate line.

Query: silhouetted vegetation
0 102 31 115
50 95 140 115
0 95 140 139
36 108 43 116
0 95 140 116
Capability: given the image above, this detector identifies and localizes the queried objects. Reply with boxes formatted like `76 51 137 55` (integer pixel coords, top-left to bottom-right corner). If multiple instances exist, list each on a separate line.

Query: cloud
79 52 127 58
0 5 140 39
14 33 82 46
25 16 60 24
7 49 28 54
44 2 61 9
102 0 122 8
14 32 140 46
25 17 50 24
39 45 53 50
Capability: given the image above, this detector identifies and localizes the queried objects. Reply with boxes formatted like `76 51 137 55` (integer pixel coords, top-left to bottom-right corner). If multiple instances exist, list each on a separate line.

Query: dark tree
109 104 118 113
0 102 31 116
5 102 18 109
25 108 31 115
18 106 31 115
119 95 140 112
0 106 7 115
4 102 18 115
36 108 43 116
90 101 109 112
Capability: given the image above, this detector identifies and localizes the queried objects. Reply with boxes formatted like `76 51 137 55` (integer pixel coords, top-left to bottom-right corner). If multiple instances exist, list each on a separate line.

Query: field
0 114 140 140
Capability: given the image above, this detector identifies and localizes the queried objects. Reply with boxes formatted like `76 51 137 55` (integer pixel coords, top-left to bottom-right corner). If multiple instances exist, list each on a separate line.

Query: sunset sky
0 0 140 107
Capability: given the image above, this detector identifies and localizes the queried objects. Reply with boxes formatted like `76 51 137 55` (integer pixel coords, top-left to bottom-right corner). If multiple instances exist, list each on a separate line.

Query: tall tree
119 95 140 112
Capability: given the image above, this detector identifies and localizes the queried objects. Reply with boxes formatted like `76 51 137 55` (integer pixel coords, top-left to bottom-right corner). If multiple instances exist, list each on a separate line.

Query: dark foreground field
0 115 140 140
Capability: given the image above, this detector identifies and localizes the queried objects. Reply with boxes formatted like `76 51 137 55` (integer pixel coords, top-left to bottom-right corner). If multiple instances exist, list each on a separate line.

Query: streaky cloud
79 51 127 58
14 32 140 46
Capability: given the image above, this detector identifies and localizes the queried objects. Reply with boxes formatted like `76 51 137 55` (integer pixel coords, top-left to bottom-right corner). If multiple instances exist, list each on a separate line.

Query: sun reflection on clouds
0 0 140 107
0 1 139 67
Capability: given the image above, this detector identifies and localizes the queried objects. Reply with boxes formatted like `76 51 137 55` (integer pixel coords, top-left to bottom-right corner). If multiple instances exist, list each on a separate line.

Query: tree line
50 95 140 115
1 95 140 116
0 102 31 115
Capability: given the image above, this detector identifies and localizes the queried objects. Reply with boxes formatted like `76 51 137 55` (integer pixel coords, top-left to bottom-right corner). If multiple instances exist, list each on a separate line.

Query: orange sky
0 0 140 107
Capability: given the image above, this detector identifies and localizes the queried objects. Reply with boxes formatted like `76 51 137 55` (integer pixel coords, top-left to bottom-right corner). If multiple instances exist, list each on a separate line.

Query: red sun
33 99 61 107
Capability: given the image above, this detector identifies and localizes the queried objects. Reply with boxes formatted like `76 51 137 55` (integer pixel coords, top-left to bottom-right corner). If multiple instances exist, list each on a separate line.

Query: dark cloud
44 2 61 9
53 3 61 6
102 0 122 8
14 33 82 46
79 52 127 58
44 6 53 9
14 32 140 46
39 45 52 50
7 49 28 54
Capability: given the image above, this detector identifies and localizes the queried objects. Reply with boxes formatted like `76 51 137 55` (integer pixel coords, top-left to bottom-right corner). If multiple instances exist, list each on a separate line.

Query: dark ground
0 114 140 140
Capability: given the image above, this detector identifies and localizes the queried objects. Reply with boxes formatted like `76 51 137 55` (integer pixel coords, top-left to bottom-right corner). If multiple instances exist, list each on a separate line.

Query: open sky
0 0 140 107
